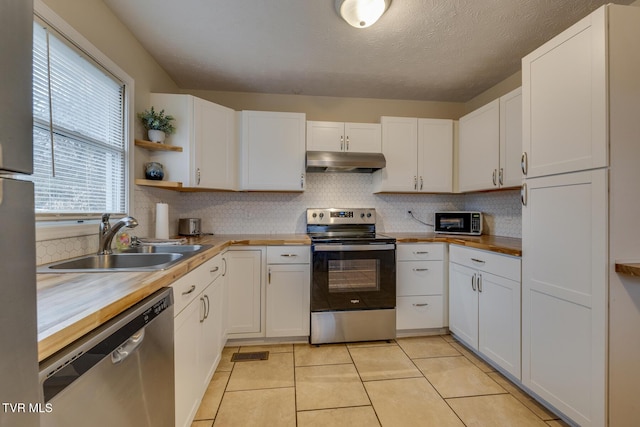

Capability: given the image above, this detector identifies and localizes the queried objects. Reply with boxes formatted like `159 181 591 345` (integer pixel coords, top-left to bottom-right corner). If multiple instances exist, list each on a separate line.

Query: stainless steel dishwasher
39 288 174 427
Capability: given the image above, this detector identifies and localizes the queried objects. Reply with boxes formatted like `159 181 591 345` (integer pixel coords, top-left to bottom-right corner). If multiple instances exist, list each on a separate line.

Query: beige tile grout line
436 335 562 424
199 336 561 426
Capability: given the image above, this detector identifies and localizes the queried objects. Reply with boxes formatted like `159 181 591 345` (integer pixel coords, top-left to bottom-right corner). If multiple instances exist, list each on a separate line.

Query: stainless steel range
307 208 396 344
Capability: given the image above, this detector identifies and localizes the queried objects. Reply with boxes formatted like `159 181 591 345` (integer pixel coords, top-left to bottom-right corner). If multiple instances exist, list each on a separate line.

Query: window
32 17 127 217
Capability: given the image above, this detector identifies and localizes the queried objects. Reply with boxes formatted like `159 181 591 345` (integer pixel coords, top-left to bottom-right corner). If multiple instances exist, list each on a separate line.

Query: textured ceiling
103 0 635 102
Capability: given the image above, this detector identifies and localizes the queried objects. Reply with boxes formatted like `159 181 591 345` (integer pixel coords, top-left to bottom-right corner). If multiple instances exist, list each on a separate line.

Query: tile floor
190 335 570 427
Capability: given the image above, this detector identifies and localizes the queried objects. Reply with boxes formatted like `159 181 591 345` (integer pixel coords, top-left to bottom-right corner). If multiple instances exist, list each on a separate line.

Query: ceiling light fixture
335 0 391 29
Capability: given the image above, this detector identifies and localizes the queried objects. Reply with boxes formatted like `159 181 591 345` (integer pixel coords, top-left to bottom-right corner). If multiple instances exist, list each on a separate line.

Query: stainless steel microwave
434 211 483 235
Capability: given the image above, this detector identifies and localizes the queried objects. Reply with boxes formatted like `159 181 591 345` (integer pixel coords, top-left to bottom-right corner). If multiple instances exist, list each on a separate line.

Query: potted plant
138 106 176 143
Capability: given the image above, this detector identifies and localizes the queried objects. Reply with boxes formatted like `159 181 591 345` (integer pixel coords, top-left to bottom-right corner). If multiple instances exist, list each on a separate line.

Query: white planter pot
148 129 166 143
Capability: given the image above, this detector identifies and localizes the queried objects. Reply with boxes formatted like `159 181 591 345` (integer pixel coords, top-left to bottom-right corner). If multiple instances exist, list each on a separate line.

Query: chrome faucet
98 213 138 255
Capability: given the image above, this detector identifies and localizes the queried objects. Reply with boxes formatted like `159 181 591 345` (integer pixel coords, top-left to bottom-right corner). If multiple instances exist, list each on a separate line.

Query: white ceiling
103 0 634 102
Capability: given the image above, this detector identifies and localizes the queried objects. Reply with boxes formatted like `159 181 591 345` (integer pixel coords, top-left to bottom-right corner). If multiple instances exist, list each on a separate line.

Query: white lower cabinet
396 243 446 331
449 245 521 379
225 248 264 337
172 254 225 427
266 246 310 337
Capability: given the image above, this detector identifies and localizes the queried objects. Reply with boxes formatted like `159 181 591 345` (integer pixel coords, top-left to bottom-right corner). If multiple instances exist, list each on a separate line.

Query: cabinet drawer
397 296 444 330
267 245 310 264
397 243 445 261
449 245 520 282
171 261 211 316
204 254 224 283
397 261 444 296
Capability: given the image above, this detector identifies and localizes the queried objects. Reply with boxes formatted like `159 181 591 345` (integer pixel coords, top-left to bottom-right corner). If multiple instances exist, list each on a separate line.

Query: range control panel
307 208 376 225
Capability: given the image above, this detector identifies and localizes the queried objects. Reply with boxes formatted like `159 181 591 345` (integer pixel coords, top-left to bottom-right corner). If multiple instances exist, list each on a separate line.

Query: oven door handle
313 243 395 252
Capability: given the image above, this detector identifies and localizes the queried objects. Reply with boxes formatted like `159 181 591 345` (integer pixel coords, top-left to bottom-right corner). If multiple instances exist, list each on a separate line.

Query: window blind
32 20 126 215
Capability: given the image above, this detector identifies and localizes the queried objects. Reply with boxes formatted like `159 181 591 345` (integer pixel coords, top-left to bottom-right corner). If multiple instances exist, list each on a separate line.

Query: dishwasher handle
111 329 145 364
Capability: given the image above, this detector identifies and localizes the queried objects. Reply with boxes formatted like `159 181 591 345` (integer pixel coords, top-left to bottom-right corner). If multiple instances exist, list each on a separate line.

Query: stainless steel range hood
306 151 386 173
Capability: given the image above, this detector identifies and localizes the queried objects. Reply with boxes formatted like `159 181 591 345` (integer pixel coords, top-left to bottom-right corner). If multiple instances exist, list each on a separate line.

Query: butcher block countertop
615 262 640 277
36 232 520 362
388 233 522 257
36 234 310 362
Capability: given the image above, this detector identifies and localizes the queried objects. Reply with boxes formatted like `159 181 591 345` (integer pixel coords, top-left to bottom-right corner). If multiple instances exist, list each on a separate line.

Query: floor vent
231 351 269 362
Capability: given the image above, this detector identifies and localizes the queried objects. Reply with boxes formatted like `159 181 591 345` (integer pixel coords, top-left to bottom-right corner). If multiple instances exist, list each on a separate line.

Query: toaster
178 218 201 236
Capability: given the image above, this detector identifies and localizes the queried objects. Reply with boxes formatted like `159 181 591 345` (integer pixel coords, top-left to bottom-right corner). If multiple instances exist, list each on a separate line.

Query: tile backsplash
140 173 522 237
36 173 522 264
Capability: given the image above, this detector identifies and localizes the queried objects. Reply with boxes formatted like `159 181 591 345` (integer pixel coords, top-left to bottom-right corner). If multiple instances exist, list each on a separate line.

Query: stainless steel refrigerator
0 0 41 426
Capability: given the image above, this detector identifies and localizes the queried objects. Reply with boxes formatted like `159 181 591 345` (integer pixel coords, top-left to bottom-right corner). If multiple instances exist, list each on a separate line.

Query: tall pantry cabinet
521 5 640 426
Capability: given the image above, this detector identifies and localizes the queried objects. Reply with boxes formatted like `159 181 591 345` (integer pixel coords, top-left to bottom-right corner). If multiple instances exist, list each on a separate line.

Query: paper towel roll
155 203 169 239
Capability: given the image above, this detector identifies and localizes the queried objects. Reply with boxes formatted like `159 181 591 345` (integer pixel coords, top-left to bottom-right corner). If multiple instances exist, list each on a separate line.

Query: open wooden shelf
135 179 183 190
134 139 183 152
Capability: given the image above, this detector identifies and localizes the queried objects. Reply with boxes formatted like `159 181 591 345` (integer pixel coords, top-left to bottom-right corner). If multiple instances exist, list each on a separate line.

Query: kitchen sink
120 244 205 254
38 244 212 273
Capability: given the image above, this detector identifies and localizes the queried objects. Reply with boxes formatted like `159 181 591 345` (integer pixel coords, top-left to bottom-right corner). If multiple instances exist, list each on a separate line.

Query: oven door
311 243 395 311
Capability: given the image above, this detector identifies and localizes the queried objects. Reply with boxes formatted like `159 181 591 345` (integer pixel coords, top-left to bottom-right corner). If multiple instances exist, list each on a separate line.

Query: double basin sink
38 244 211 273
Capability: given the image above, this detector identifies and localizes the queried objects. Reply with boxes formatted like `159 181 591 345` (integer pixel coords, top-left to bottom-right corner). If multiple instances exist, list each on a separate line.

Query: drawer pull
414 251 429 255
280 254 298 257
210 266 219 273
471 258 485 264
413 268 429 272
413 303 429 307
182 285 196 296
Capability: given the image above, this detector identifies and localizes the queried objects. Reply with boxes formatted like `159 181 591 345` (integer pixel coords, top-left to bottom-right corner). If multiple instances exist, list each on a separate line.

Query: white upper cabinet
306 121 381 153
374 117 418 192
458 88 522 192
239 111 306 191
522 8 607 178
418 118 454 193
148 94 236 190
499 87 523 188
459 99 501 192
374 117 453 193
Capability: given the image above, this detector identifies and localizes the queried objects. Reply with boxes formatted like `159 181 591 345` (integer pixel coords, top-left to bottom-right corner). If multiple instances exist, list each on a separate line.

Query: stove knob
319 213 324 219
312 213 317 218
360 213 365 219
367 212 372 218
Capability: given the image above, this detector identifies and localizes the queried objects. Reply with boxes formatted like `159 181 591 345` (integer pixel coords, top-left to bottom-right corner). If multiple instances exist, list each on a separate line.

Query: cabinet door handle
414 176 418 190
204 294 210 319
492 169 497 186
280 254 298 257
419 176 423 190
413 303 429 307
210 266 219 273
471 258 485 264
478 274 483 293
413 268 429 272
521 183 528 206
521 152 528 175
268 267 271 284
196 168 201 185
182 285 196 296
499 168 504 186
301 173 305 189
222 258 227 276
471 273 477 291
340 135 344 151
200 297 206 323
346 136 349 151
